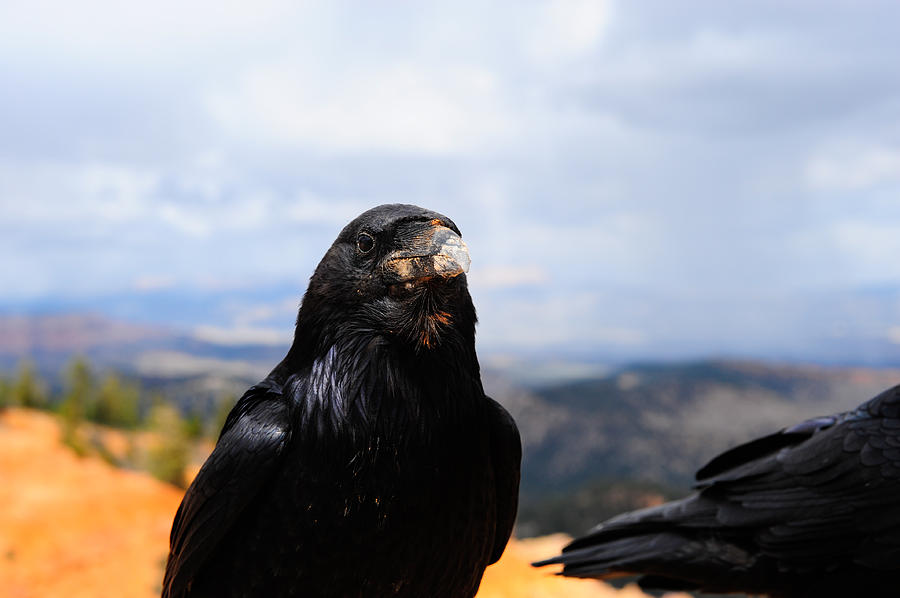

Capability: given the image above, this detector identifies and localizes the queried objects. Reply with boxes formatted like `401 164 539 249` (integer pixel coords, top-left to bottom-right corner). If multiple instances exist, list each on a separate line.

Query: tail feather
532 494 759 592
565 494 720 552
535 532 694 577
532 387 900 596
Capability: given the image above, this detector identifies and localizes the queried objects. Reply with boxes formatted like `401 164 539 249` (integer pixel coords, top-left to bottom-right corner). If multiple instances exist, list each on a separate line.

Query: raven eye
356 232 375 254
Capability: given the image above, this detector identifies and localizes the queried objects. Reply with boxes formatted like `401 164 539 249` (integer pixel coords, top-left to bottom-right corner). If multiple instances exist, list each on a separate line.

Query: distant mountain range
0 313 284 413
7 281 900 366
5 312 900 537
0 313 286 373
496 361 900 537
502 360 900 492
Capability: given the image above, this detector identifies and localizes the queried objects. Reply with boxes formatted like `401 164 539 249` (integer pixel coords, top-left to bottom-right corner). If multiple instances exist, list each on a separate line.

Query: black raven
533 385 900 597
163 204 521 598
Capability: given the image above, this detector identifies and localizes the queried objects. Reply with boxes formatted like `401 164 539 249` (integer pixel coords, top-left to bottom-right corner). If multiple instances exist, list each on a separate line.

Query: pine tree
11 360 48 409
0 377 10 409
93 373 141 428
60 356 95 455
146 400 190 488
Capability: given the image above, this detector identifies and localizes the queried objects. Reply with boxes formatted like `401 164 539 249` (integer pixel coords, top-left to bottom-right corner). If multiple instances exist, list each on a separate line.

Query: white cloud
477 291 647 350
77 163 161 221
0 0 297 60
806 146 900 191
135 351 270 378
193 325 292 346
207 62 512 154
525 0 612 63
132 275 177 292
887 326 900 345
592 29 794 93
224 297 299 328
785 218 900 288
831 220 900 279
158 203 213 239
5 1 900 360
468 265 549 289
285 193 374 225
0 160 159 224
155 190 290 238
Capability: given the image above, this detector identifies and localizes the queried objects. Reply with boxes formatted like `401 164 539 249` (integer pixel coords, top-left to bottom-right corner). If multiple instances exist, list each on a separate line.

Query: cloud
807 146 900 191
285 194 375 225
5 1 900 360
524 0 611 63
830 220 900 281
222 297 299 328
192 325 292 347
208 62 512 154
132 275 177 292
0 0 297 60
135 351 270 378
158 203 213 239
476 291 648 352
888 327 900 345
0 160 159 224
468 266 549 290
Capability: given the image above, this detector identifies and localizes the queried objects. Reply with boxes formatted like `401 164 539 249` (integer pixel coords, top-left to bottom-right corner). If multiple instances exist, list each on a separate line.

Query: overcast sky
3 1 900 361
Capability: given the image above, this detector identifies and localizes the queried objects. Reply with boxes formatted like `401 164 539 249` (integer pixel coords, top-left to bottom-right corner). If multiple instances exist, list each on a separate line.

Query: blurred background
2 1 900 596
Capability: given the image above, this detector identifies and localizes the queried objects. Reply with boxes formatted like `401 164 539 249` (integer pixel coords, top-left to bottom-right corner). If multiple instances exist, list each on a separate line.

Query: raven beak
384 225 471 283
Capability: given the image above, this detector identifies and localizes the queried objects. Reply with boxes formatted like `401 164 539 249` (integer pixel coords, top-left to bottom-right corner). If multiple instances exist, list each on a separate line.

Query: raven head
295 204 477 356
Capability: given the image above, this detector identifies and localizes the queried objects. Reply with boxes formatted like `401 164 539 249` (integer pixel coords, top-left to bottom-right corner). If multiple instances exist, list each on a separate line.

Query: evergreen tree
10 360 48 409
146 400 190 488
93 373 141 428
0 376 10 408
183 411 204 440
60 356 95 455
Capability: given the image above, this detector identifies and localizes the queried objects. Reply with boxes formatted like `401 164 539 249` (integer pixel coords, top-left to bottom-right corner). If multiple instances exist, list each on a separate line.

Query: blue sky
3 1 900 362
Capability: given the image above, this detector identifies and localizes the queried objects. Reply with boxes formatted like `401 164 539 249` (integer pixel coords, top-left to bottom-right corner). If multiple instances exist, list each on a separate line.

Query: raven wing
691 384 900 573
162 384 293 598
540 385 900 594
486 396 521 564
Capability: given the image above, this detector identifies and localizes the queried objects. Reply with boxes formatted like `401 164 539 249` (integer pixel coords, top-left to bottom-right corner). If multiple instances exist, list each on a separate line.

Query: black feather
163 204 520 598
534 384 900 597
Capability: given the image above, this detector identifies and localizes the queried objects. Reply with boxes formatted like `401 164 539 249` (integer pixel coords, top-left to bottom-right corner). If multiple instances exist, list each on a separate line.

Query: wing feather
486 397 521 564
162 385 293 598
540 384 900 593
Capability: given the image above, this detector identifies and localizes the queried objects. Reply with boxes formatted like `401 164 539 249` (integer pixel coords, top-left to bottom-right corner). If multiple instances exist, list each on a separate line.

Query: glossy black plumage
534 385 900 597
163 204 521 598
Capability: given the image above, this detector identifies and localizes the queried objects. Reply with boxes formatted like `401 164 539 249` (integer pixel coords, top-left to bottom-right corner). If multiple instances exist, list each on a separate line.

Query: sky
3 0 900 363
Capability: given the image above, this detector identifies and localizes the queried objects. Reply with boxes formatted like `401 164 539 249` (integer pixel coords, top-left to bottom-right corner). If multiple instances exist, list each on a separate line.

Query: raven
163 204 521 598
534 385 900 597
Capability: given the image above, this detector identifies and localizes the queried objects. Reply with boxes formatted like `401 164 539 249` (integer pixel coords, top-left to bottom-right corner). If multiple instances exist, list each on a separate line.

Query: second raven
163 204 521 598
